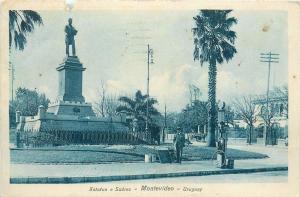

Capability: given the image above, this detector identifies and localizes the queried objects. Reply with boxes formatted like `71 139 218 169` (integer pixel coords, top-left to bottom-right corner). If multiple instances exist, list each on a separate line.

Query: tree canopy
192 10 237 65
116 90 161 132
9 87 50 127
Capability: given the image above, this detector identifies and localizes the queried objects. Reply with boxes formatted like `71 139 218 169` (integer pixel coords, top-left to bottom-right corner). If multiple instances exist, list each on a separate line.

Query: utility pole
9 58 15 102
35 88 38 112
163 103 167 143
260 52 279 145
145 44 154 141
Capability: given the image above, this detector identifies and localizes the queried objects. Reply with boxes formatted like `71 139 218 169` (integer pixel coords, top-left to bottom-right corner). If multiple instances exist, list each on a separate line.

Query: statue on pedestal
65 18 77 56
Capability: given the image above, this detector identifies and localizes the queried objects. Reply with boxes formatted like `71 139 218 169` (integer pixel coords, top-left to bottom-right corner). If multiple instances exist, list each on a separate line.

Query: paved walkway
11 159 287 178
10 144 288 183
122 171 288 183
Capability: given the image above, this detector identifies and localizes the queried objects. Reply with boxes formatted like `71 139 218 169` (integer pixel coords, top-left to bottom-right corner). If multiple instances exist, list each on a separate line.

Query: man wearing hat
173 127 185 163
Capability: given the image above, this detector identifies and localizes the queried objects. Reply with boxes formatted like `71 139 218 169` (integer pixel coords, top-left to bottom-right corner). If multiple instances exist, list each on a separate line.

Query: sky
10 10 288 112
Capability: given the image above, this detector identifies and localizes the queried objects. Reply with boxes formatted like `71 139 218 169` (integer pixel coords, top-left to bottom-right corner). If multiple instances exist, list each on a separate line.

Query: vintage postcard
0 0 299 197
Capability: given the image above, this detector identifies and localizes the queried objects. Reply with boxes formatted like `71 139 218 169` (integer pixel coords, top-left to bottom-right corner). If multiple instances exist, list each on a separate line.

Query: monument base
47 100 95 117
16 100 150 145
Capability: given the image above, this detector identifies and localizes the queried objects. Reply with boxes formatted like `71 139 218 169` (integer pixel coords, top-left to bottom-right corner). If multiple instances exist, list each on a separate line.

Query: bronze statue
65 18 77 56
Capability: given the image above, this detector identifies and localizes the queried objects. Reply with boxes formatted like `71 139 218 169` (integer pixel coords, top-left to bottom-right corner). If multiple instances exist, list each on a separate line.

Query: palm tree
116 90 160 132
9 10 43 50
9 10 43 101
192 10 237 147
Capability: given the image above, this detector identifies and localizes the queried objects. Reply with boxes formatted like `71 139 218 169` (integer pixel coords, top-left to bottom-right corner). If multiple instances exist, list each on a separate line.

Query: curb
10 166 288 184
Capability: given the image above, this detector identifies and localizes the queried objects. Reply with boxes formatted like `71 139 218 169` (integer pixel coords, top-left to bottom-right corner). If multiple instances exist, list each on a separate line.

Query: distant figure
217 137 226 153
173 127 185 163
65 18 78 56
285 136 288 146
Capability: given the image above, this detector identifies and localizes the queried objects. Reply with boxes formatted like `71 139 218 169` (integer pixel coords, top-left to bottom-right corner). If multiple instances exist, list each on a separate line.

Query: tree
232 96 258 144
164 112 180 133
116 90 161 133
94 82 106 117
94 82 120 118
189 84 202 104
9 101 17 128
224 104 235 126
177 100 208 133
192 10 237 147
9 87 50 127
259 101 277 145
9 10 43 50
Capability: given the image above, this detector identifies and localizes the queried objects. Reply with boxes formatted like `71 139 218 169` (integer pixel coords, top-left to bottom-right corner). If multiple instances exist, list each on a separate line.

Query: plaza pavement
10 144 288 183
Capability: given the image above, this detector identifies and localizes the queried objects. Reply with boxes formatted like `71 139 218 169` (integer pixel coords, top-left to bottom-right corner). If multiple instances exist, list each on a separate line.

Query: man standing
65 18 78 56
173 127 185 163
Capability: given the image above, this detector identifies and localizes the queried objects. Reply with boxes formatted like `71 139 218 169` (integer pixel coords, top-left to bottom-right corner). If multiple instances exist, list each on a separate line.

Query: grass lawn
10 144 268 164
10 149 143 164
183 145 269 160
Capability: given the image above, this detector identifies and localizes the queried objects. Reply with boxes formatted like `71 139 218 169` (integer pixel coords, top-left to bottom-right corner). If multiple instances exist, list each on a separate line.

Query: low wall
166 134 191 141
277 139 287 146
227 138 247 145
256 138 287 146
256 138 264 145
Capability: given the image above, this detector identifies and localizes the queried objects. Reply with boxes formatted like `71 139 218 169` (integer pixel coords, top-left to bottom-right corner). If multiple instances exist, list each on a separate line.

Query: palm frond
22 10 43 25
9 10 43 50
9 31 12 48
116 90 161 133
192 10 237 65
20 20 33 33
118 96 135 109
116 105 133 114
220 41 237 62
223 17 238 28
14 30 26 50
148 107 161 116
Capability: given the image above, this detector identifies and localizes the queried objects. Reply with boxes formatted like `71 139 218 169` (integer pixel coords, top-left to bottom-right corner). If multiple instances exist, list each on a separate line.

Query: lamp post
218 105 227 148
218 108 225 133
216 102 227 168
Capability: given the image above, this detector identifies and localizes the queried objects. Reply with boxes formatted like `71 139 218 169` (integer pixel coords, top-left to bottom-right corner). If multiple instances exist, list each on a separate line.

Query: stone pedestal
57 56 85 103
48 56 96 117
47 100 95 117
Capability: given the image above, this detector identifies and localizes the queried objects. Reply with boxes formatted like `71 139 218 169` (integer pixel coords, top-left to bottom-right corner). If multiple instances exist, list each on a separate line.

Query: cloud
217 70 238 99
106 80 130 94
150 64 208 112
85 88 98 103
38 85 53 98
149 64 264 112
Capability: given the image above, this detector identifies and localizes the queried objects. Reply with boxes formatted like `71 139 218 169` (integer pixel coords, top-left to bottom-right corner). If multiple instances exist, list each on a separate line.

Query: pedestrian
173 127 185 163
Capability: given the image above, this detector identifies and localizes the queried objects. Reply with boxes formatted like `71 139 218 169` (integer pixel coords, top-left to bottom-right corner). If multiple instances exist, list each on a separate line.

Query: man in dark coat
173 127 185 163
